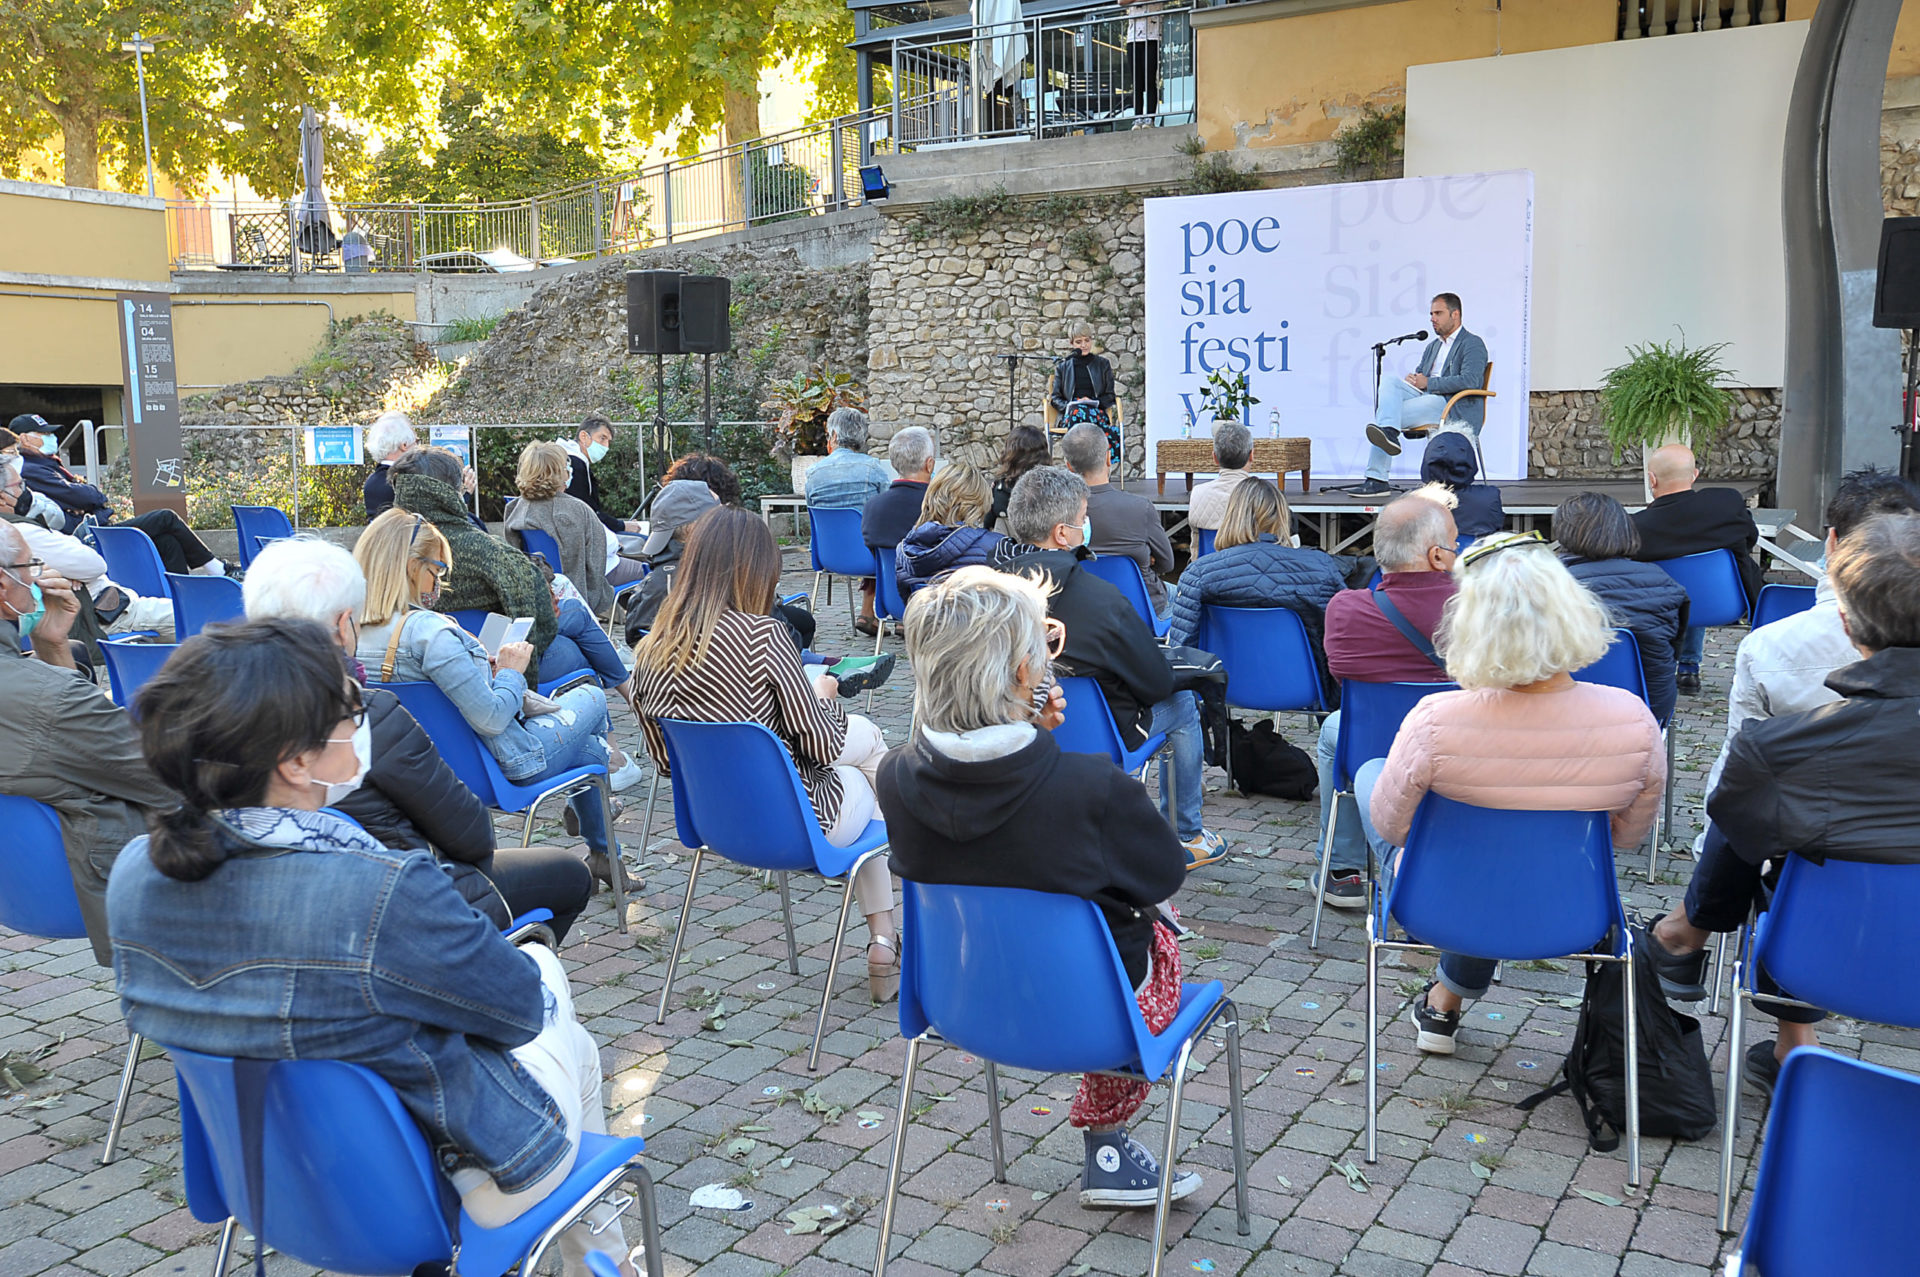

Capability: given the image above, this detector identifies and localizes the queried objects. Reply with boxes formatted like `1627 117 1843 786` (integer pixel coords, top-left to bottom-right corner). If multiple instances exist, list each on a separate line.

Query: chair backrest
1754 855 1920 1028
518 525 564 572
366 680 505 808
446 609 490 637
166 573 245 639
98 640 179 712
1079 554 1160 632
653 719 826 872
1048 674 1137 766
807 506 873 577
169 1047 454 1273
92 525 170 600
0 795 88 938
1196 527 1216 557
1652 547 1748 627
230 505 294 570
873 547 908 623
1572 628 1652 709
1388 794 1624 962
1198 604 1325 712
1739 1049 1920 1273
1752 582 1818 629
901 881 1182 1077
1332 680 1458 791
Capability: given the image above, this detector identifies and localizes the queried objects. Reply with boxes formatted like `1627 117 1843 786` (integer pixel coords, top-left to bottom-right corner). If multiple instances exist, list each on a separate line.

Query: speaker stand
701 353 716 454
1903 328 1919 484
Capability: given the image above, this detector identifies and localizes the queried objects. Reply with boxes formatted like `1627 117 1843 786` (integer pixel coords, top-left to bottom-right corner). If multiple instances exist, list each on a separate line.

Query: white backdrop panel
1144 173 1534 482
1407 22 1803 390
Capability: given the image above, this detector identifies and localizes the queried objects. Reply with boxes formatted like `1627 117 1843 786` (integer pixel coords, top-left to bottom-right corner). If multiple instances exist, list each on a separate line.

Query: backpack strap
1368 583 1449 674
379 611 411 683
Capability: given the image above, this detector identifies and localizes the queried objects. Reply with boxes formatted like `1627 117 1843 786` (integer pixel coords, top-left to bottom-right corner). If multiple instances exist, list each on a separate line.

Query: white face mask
311 717 373 807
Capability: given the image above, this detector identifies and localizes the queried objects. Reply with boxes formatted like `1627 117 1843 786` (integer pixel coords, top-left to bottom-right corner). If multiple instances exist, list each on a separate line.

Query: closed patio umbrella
975 0 1029 90
295 105 338 257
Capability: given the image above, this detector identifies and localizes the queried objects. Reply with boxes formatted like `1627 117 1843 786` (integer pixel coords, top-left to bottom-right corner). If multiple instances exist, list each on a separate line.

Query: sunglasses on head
1456 529 1551 571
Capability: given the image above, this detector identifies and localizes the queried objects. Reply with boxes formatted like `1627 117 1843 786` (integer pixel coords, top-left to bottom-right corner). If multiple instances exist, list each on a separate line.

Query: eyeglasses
1457 529 1550 571
407 513 426 547
2 558 45 583
1044 617 1067 659
420 558 449 579
334 701 367 732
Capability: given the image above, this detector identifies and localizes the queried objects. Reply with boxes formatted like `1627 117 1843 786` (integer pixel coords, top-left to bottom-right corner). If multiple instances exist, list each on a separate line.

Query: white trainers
606 750 645 792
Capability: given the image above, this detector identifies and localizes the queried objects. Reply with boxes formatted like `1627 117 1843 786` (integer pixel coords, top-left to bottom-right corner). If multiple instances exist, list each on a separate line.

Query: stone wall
1527 388 1782 481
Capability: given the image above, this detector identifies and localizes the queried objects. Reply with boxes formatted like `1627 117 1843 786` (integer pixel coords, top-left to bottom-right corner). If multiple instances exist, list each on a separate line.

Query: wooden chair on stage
1044 398 1129 479
1406 361 1496 479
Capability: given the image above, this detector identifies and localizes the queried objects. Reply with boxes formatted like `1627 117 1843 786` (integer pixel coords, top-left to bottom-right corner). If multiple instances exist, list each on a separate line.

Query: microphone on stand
1372 329 1429 352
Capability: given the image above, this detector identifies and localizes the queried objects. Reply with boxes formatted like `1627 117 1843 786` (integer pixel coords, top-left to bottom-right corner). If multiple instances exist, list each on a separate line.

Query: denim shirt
358 609 545 780
107 807 571 1192
803 448 892 510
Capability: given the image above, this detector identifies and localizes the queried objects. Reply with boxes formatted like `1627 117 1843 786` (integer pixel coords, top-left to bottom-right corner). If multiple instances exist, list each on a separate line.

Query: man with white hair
1630 443 1761 694
363 410 419 518
863 426 938 553
805 407 894 636
243 537 600 936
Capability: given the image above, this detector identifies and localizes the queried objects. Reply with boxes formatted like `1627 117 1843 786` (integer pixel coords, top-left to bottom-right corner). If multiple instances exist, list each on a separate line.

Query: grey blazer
1414 328 1491 429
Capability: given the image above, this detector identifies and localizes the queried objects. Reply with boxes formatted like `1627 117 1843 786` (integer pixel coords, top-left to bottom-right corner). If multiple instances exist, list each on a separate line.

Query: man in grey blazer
1355 293 1490 495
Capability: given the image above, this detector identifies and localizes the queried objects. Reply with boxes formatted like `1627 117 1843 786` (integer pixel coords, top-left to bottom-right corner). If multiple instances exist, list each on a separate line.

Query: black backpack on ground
1225 718 1318 801
1516 939 1717 1150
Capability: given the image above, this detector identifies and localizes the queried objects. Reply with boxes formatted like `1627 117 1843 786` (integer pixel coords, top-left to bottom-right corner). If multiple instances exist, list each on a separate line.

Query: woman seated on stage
1355 532 1664 1055
877 565 1201 1210
1553 491 1689 726
630 506 900 1000
1166 477 1348 700
895 462 1007 597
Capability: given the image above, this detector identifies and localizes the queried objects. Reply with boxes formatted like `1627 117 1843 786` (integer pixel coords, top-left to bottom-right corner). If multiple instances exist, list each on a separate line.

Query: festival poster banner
1144 171 1533 482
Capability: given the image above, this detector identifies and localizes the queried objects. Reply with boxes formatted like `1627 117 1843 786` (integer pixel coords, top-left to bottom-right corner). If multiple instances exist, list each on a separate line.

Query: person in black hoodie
878 564 1201 1211
1419 429 1503 541
1554 491 1689 725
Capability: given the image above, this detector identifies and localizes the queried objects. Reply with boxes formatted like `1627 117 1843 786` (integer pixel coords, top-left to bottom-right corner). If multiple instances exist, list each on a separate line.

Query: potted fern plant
762 362 865 492
1598 337 1736 500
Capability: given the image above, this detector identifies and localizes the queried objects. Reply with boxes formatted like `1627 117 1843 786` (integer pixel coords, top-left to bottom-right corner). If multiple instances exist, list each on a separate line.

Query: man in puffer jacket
1419 429 1504 541
1554 491 1689 725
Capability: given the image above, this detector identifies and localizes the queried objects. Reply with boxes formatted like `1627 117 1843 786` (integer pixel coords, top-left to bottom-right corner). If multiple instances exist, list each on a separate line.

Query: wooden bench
1157 437 1311 496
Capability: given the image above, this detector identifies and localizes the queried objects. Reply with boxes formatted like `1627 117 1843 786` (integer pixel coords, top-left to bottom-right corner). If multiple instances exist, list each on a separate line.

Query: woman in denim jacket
107 618 634 1276
352 509 641 888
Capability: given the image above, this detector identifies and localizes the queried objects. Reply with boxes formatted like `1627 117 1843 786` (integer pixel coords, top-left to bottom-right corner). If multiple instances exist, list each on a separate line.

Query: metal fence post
830 125 844 211
529 196 542 261
741 144 755 230
593 185 606 256
892 43 903 150
287 203 301 279
663 162 674 245
289 424 301 529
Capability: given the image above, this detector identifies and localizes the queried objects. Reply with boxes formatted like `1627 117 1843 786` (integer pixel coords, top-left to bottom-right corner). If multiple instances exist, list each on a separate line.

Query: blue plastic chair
873 882 1249 1277
1048 674 1176 830
92 525 171 602
168 1046 661 1277
1197 603 1327 794
0 796 145 1164
517 524 565 573
1717 854 1920 1229
369 679 630 934
1081 553 1170 637
1309 680 1457 948
1365 795 1639 1183
1652 547 1749 627
807 506 874 618
1752 582 1817 629
98 639 179 712
165 573 244 638
229 504 293 570
1196 527 1216 557
647 719 890 1071
1726 1049 1920 1275
1573 628 1675 881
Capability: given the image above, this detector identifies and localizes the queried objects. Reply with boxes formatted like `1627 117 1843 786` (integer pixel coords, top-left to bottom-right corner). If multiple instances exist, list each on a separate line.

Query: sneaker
1180 828 1228 870
1311 868 1367 910
1400 425 1434 440
1409 984 1461 1055
562 795 625 838
830 651 896 698
607 750 645 792
1744 1039 1782 1104
1349 478 1394 496
1677 667 1702 694
1365 424 1403 456
1079 1128 1203 1209
1636 926 1708 1002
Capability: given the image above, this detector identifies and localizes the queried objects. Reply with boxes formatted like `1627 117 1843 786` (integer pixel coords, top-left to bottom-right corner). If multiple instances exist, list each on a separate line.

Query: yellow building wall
172 291 416 390
0 292 126 385
0 184 169 283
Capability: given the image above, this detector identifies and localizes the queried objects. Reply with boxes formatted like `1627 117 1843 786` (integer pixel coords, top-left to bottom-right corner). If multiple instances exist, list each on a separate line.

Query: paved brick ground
3 550 1907 1277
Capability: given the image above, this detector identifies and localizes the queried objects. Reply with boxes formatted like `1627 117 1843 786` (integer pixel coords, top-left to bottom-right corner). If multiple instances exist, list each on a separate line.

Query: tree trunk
721 78 762 227
57 109 100 189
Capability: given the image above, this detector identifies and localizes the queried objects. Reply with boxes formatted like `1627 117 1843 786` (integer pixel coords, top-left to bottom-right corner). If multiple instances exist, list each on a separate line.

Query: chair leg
1364 906 1379 1164
597 776 631 935
210 1218 236 1277
777 872 801 976
983 1059 1007 1183
654 847 705 1025
1657 724 1676 882
872 1035 923 1277
1147 1037 1197 1277
1718 976 1749 1232
1221 1001 1250 1235
1309 792 1342 950
630 1162 666 1277
1621 950 1641 1188
807 861 867 1072
1492 961 1502 985
100 1032 143 1164
1709 930 1727 1016
810 570 824 613
640 769 661 848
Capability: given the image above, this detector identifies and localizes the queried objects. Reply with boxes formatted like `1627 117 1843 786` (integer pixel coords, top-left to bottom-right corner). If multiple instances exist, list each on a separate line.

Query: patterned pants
1069 918 1184 1128
1061 402 1121 470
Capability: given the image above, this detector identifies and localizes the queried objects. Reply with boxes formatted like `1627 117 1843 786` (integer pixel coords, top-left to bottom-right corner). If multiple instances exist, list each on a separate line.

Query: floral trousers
1069 917 1184 1128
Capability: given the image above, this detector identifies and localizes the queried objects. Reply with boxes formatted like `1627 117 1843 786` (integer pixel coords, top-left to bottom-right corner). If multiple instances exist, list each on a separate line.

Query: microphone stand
998 352 1058 436
1324 330 1428 495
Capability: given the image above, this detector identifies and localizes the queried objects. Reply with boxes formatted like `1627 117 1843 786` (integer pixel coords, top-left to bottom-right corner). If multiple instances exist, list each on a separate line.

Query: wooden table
1157 437 1311 495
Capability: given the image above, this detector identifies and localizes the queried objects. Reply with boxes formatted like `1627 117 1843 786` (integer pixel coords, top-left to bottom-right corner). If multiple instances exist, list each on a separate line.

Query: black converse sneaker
1409 983 1462 1055
1079 1128 1203 1209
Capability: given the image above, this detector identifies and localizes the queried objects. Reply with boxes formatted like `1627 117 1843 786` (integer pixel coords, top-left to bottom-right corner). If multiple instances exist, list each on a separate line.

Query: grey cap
642 479 719 556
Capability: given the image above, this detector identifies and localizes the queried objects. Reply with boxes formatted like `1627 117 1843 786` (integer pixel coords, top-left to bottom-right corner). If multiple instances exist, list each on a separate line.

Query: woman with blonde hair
877 566 1203 1211
895 460 1008 596
353 508 641 890
1166 476 1347 698
1356 531 1665 1055
632 506 899 998
504 440 645 618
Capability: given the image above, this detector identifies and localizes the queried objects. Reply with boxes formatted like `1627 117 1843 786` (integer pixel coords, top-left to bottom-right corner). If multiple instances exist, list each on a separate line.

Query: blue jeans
1317 711 1370 875
541 598 631 687
518 685 615 856
1149 691 1204 840
1364 378 1450 482
1677 625 1705 671
1353 758 1497 1001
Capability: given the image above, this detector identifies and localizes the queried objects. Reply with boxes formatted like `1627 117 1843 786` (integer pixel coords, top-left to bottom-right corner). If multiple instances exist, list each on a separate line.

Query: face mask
9 488 28 517
1079 518 1093 548
10 581 43 640
311 717 372 806
586 440 610 464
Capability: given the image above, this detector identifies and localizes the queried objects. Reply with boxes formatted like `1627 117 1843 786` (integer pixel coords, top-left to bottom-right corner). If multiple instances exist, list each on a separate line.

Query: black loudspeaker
679 275 733 353
626 270 682 354
1874 218 1920 329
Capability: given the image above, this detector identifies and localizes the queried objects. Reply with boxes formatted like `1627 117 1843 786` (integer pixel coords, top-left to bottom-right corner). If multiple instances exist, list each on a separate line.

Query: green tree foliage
358 90 617 203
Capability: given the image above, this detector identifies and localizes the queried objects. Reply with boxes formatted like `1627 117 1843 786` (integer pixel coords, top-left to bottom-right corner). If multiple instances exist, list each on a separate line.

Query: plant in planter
1598 336 1736 498
762 362 866 492
1198 367 1259 427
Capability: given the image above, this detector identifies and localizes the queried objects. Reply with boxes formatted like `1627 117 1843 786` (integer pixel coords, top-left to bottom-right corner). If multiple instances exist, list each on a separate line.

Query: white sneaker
607 751 645 792
194 558 226 577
